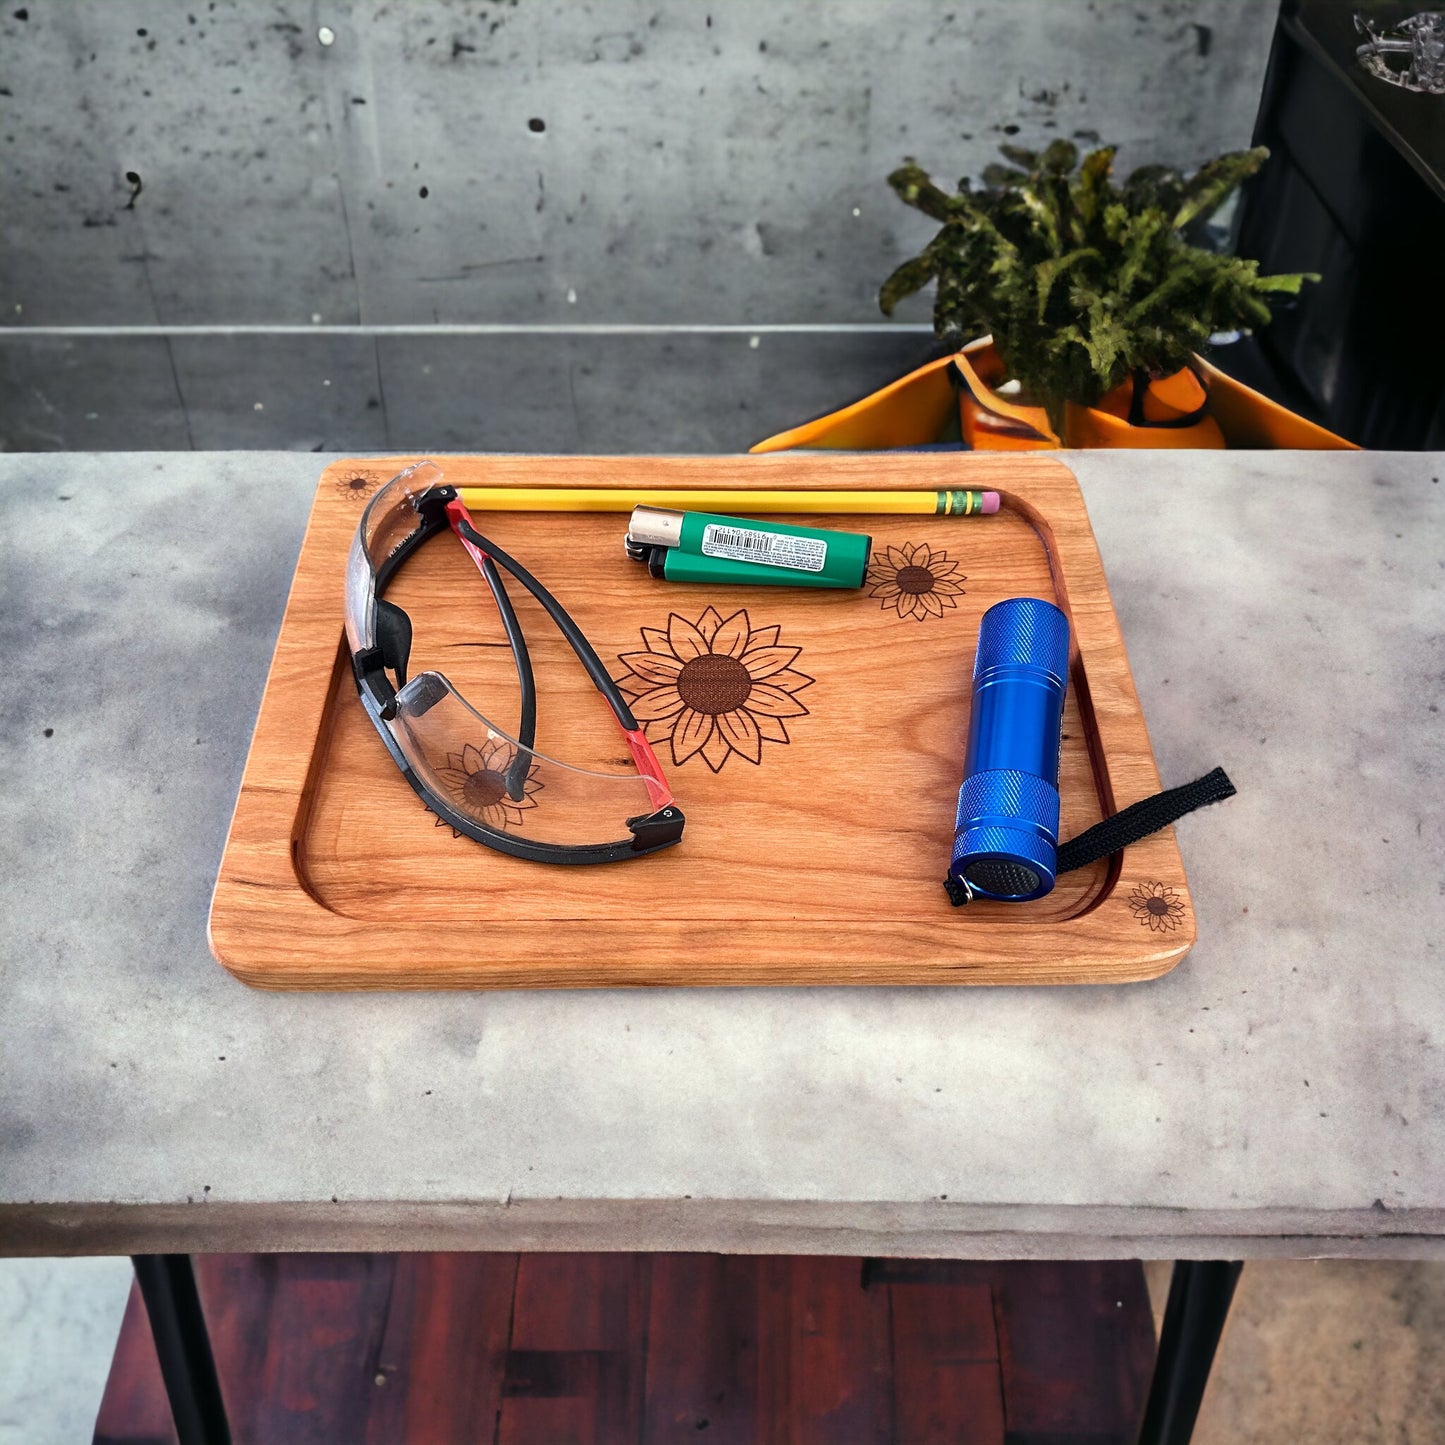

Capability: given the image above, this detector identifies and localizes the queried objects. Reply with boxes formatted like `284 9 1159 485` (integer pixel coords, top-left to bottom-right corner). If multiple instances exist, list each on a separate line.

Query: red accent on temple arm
445 497 492 572
623 729 674 810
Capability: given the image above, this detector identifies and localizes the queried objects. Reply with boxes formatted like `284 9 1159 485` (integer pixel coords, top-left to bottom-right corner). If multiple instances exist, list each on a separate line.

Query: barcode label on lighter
699 523 827 572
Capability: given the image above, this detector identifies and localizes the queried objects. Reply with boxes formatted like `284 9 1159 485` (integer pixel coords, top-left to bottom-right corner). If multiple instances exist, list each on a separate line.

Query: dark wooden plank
786 1255 892 1445
992 1262 1154 1445
196 1253 281 1432
95 1256 395 1445
242 1254 396 1440
642 1254 760 1444
93 1280 176 1445
867 1259 1155 1443
497 1253 649 1445
891 1281 999 1362
652 1256 893 1445
753 1254 792 1445
889 1282 1005 1445
365 1252 519 1445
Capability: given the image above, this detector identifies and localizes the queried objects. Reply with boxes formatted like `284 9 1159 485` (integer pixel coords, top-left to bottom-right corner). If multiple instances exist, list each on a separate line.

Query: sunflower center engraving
1146 896 1171 917
676 653 753 715
461 768 509 810
347 476 369 491
895 565 937 595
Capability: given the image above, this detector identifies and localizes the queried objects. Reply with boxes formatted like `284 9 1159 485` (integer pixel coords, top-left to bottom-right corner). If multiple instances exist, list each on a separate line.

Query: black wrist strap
1054 767 1236 875
943 767 1235 907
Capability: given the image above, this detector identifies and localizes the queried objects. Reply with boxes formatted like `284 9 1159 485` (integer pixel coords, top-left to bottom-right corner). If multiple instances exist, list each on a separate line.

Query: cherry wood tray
209 454 1194 988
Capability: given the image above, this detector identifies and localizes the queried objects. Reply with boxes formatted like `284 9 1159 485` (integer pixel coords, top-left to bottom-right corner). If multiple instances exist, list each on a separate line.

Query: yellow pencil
456 487 1001 516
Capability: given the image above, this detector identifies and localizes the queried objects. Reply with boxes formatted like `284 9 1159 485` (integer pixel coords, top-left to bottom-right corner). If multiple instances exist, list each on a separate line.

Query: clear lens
344 530 375 653
360 459 445 570
347 460 448 654
392 672 662 846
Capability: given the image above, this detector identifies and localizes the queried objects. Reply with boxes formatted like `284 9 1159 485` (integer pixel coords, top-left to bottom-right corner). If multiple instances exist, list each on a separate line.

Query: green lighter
624 507 871 589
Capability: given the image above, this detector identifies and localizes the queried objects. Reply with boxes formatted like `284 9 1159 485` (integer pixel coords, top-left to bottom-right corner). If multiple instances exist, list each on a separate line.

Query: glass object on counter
1355 10 1445 94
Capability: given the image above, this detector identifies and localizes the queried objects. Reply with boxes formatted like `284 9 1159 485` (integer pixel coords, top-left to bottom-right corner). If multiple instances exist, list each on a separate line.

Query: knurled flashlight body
949 597 1071 902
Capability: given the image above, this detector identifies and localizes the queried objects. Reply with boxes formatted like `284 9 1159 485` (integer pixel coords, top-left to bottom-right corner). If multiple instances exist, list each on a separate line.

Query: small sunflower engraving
869 542 966 620
615 606 814 772
335 471 382 503
433 739 542 832
1128 880 1187 933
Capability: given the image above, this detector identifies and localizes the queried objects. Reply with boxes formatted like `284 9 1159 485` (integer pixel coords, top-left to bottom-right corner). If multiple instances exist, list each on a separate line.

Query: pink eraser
981 491 1001 514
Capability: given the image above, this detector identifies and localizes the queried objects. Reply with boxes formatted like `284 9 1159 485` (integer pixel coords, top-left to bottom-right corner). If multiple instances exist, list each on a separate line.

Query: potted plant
753 141 1354 453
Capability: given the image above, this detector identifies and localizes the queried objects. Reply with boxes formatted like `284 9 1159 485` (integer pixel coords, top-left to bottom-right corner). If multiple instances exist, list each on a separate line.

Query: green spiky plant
879 140 1316 439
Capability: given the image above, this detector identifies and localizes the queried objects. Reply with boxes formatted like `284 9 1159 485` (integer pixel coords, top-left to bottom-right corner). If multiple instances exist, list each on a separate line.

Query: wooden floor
94 1254 1155 1444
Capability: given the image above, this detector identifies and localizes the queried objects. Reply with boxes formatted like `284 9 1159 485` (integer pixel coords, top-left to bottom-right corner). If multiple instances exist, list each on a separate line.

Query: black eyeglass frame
348 480 685 866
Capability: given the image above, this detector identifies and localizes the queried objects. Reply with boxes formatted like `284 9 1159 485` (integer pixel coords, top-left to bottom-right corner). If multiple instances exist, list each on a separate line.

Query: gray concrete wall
0 0 1279 449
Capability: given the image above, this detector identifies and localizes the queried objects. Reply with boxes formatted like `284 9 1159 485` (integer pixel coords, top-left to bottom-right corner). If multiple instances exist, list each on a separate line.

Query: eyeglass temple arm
476 557 538 800
446 504 641 732
446 509 540 800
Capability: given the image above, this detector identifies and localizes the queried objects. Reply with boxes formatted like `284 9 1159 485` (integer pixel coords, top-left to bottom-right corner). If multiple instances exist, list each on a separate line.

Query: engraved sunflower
868 542 966 620
1128 880 1187 933
335 470 382 502
433 739 542 831
615 607 814 772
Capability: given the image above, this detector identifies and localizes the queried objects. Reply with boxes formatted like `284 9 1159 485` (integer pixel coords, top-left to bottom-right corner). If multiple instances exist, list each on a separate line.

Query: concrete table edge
4 1200 1445 1261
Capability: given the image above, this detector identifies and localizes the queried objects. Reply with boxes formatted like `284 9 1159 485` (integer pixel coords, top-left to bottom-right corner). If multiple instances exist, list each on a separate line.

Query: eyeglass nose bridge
374 598 413 684
353 649 398 720
351 598 415 722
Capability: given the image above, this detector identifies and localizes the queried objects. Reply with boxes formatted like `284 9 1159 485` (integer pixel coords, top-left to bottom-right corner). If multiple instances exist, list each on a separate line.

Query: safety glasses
345 461 685 865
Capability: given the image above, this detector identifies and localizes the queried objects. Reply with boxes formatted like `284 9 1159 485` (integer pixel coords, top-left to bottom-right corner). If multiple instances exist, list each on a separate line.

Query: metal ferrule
627 505 686 550
622 537 670 577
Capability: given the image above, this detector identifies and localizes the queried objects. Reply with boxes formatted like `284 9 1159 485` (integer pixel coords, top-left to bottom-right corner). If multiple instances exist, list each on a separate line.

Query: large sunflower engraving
615 607 814 772
1128 880 1187 933
433 739 542 832
869 541 966 620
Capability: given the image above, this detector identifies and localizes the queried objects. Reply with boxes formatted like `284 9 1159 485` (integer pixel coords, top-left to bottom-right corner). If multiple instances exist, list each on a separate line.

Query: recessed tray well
209 454 1194 988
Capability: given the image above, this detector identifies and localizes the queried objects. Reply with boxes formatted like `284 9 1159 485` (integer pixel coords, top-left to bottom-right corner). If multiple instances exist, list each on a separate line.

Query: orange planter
752 337 1356 453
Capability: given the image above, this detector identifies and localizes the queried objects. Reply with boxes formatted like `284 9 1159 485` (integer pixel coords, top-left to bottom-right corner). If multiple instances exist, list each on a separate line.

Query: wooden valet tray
209 454 1194 989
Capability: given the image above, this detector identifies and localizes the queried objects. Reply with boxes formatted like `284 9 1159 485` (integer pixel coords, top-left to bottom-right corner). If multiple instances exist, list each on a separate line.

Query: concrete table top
1 450 1441 1260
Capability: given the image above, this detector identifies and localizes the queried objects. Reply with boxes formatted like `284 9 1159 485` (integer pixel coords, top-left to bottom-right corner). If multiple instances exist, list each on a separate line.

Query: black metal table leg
1136 1260 1243 1445
130 1255 232 1445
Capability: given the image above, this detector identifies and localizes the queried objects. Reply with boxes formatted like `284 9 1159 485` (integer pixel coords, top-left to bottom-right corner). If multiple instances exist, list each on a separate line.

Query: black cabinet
1219 0 1445 448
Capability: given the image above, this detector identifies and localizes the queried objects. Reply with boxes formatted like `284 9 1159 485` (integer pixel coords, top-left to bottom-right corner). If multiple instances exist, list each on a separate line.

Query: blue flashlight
948 597 1070 902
